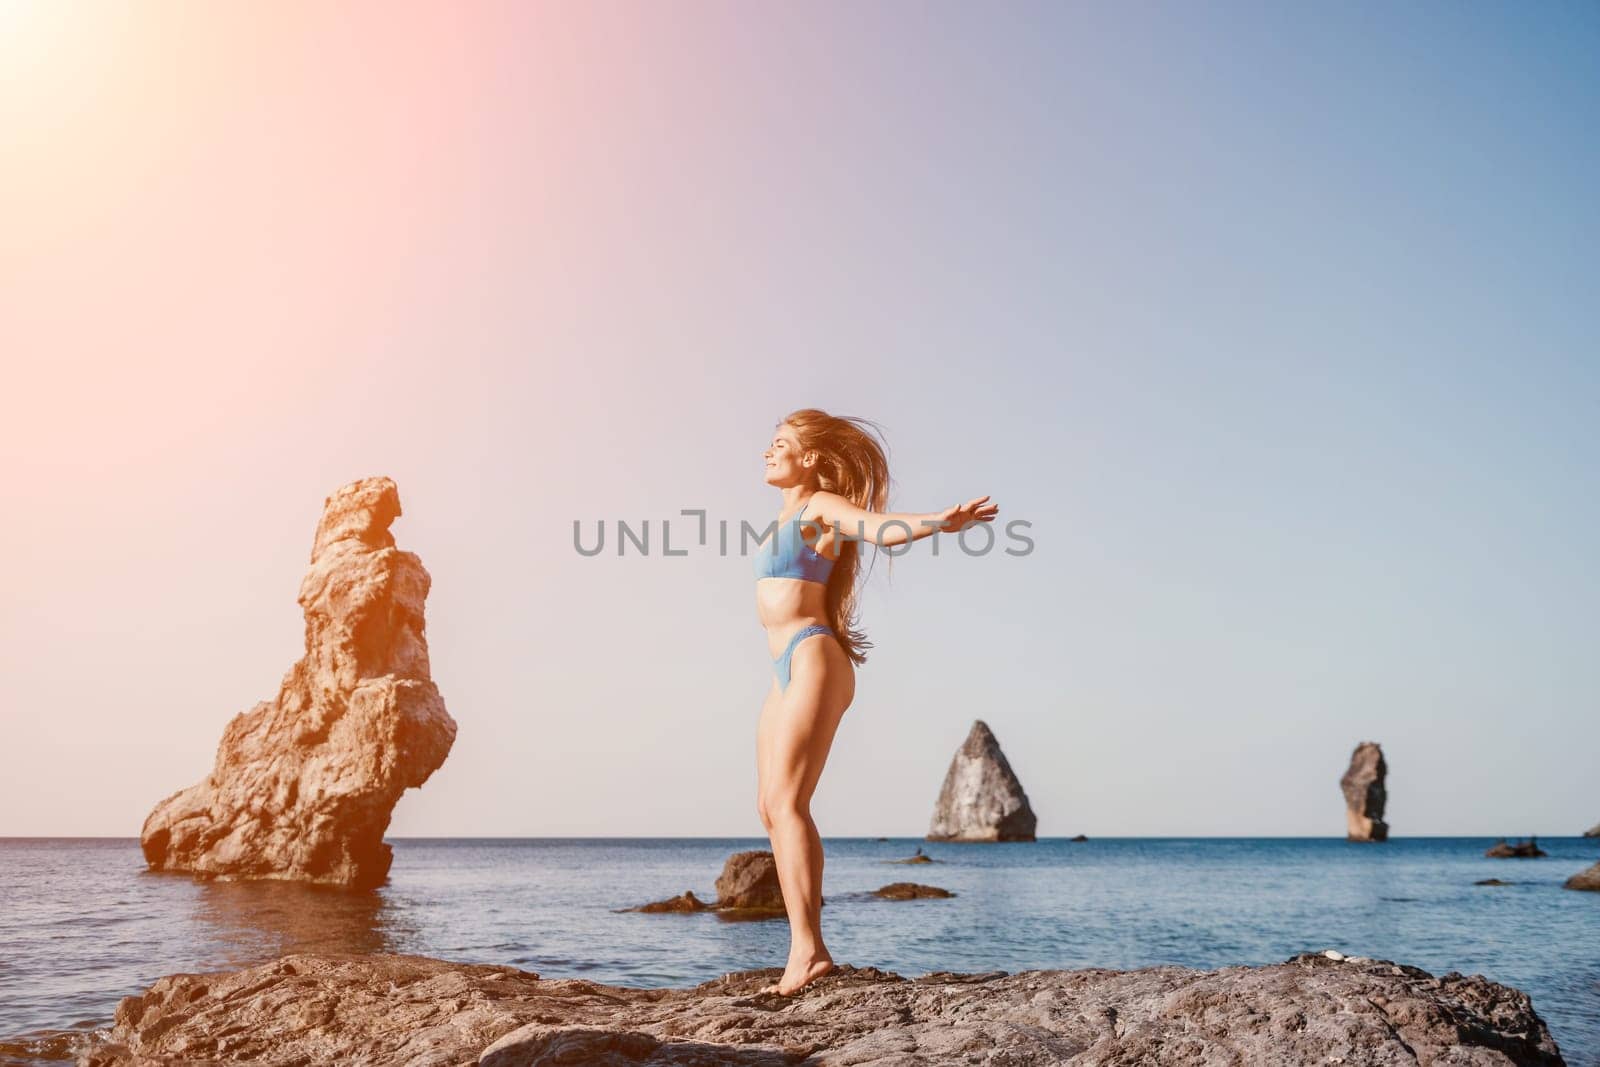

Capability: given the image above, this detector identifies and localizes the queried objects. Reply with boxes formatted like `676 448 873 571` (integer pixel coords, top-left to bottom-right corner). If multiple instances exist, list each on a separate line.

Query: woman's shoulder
806 489 852 519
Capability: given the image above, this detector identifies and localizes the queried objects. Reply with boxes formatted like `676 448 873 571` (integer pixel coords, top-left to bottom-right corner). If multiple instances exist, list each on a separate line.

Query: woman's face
763 423 809 487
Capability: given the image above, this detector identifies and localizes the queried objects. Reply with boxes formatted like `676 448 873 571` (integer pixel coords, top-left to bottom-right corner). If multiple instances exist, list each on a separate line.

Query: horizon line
1 833 1584 842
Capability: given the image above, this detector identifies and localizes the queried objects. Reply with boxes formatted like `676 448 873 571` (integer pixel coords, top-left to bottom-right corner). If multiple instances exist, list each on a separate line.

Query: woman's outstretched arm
809 491 998 549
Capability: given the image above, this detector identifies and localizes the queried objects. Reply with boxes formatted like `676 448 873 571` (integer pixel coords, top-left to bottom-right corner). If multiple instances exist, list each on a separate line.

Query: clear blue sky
2 0 1595 835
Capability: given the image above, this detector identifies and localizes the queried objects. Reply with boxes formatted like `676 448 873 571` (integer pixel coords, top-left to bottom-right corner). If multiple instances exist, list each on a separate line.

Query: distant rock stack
1584 823 1600 839
927 720 1037 842
140 477 457 890
1340 741 1388 842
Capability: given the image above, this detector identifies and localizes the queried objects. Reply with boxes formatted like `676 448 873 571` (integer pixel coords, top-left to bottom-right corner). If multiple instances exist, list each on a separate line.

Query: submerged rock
76 950 1566 1066
1563 863 1600 892
139 477 457 891
1486 837 1547 858
1340 740 1389 842
927 720 1037 842
887 846 936 864
622 890 713 913
873 882 954 900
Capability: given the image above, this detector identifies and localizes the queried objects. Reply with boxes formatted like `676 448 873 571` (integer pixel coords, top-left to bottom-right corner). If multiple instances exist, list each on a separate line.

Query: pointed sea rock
1340 741 1388 842
139 477 457 890
926 720 1037 842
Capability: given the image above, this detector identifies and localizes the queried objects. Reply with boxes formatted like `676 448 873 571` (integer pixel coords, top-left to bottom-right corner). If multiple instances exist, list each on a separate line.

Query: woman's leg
758 633 855 994
755 678 781 828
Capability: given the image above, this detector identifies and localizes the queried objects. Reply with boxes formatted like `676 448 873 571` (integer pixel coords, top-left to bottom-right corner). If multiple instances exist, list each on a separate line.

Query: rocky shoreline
76 949 1565 1066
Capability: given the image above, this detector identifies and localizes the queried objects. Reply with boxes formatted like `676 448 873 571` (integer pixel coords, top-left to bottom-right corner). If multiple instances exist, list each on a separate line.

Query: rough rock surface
139 477 457 890
927 720 1037 842
1564 862 1600 891
1486 838 1547 858
1340 740 1389 842
76 950 1565 1066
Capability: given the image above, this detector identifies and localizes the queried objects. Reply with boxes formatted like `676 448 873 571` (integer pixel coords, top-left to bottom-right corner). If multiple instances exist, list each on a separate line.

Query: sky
2 1 1595 837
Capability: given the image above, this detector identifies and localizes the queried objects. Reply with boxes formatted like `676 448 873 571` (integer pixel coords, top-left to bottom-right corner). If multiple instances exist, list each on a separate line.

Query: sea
2 836 1597 1064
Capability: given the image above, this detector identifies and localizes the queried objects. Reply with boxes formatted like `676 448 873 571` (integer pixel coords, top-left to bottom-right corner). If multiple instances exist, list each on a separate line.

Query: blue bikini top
753 513 836 585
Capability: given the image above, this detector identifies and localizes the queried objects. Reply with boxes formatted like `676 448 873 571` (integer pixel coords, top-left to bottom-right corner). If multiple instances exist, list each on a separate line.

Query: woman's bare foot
759 953 835 995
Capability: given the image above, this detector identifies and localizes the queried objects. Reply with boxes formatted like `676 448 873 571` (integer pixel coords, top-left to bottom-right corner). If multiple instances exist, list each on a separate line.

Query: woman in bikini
753 408 999 995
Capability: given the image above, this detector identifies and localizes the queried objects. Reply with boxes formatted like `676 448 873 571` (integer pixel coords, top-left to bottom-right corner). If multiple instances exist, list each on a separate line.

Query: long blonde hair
783 408 892 666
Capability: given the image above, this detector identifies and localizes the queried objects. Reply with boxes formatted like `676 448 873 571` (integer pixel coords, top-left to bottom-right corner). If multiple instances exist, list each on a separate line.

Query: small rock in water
713 850 786 911
1564 862 1600 892
1485 837 1547 858
621 890 711 913
888 846 936 863
625 853 828 918
872 882 955 900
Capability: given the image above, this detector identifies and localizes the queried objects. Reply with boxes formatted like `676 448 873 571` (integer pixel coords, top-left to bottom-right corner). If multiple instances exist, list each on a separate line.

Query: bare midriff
755 576 832 659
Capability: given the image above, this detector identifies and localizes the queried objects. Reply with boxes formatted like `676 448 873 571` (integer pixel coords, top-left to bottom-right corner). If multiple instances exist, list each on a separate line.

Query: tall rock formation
927 720 1036 842
1340 741 1388 842
140 477 457 890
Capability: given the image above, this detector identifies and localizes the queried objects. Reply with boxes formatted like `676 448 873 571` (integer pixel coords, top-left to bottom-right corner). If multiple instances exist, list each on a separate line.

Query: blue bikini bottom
773 624 836 692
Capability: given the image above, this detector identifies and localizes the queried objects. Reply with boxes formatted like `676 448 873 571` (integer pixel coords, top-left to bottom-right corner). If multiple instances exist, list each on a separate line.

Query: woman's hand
810 490 999 548
935 495 999 533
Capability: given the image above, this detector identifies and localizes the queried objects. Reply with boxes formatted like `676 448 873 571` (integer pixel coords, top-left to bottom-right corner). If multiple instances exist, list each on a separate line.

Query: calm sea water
1 836 1597 1064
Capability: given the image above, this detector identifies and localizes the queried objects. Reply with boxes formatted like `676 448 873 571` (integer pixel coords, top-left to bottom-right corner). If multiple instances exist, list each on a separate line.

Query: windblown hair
783 408 892 667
